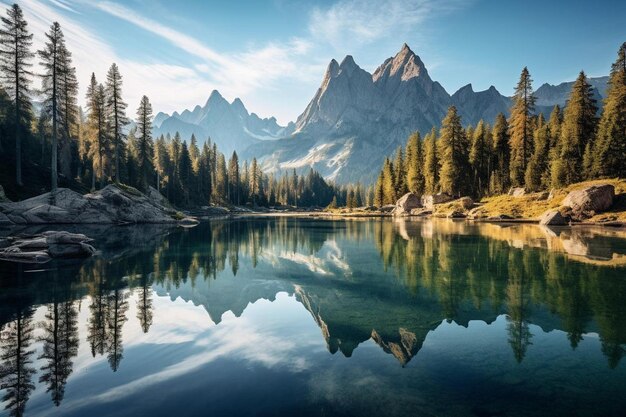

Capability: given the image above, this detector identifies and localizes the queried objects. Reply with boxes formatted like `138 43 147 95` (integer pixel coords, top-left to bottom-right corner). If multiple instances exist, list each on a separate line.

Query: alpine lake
1 217 626 417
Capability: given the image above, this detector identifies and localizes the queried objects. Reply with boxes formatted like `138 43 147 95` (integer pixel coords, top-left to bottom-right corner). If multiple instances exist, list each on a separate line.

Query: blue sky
5 0 625 124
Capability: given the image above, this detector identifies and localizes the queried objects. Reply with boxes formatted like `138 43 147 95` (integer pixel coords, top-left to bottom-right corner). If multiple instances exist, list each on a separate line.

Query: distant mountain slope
153 90 294 155
242 44 608 184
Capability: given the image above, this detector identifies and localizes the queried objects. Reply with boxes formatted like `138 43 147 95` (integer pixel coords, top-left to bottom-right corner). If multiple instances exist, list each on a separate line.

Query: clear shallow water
1 218 626 417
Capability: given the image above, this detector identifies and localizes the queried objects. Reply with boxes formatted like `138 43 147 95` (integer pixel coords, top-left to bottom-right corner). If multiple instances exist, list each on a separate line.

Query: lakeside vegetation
0 2 624 217
371 44 626 206
0 4 345 209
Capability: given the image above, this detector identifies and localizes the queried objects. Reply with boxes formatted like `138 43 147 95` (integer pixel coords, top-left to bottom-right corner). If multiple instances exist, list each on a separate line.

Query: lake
1 218 626 417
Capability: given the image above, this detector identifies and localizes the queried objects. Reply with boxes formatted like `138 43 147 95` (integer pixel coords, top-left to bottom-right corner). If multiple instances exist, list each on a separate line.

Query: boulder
380 204 396 213
539 210 569 226
393 193 421 216
487 214 514 221
458 197 474 210
421 193 453 209
467 206 487 219
447 211 467 219
48 242 96 258
0 185 9 203
561 184 615 217
0 231 95 263
410 208 432 216
179 217 200 227
535 191 550 201
508 187 526 197
0 184 178 225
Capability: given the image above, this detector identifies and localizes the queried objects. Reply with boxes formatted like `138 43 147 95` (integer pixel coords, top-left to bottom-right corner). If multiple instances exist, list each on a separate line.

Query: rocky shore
0 184 189 225
324 180 626 228
0 231 95 263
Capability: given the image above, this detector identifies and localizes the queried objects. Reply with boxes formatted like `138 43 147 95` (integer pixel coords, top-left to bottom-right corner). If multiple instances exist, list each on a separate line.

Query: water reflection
0 218 625 416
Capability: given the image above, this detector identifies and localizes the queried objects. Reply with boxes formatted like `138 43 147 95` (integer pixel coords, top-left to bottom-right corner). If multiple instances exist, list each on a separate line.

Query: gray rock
508 187 526 197
48 242 96 258
561 184 614 217
0 249 51 264
539 210 569 226
393 193 421 216
0 184 177 225
410 208 432 216
0 185 9 203
447 211 467 219
380 205 396 213
0 212 12 224
421 193 453 209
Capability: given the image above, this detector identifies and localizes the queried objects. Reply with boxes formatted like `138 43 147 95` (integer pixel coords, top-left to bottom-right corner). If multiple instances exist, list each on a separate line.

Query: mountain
153 90 295 155
451 84 511 123
242 45 609 184
243 44 508 184
534 76 608 111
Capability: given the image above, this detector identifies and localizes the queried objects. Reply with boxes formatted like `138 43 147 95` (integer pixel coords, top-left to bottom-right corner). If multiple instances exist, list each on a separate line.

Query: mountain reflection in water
1 218 625 417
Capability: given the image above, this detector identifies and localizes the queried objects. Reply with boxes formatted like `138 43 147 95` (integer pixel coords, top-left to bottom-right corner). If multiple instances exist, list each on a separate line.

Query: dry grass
477 178 626 220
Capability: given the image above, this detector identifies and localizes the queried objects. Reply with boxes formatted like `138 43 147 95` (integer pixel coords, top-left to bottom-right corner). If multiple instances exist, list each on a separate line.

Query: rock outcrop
561 184 615 218
508 187 526 197
393 193 421 216
421 193 453 209
0 231 95 263
0 184 178 225
539 210 569 226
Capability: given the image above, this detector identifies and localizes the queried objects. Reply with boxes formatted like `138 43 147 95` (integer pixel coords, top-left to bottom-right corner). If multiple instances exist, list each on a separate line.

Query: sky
3 0 625 125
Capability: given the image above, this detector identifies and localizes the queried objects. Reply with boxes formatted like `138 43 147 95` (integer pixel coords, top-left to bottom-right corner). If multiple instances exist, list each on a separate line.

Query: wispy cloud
7 0 468 123
309 0 467 50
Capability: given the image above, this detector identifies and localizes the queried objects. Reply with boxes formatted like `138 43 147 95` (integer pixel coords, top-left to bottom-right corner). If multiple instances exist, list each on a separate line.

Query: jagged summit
373 43 429 83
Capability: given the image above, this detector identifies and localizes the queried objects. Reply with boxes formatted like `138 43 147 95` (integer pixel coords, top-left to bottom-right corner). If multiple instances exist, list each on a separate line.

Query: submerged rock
539 210 569 226
0 231 95 264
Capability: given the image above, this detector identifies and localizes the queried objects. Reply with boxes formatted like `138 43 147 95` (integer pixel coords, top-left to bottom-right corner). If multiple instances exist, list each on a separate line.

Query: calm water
1 218 626 417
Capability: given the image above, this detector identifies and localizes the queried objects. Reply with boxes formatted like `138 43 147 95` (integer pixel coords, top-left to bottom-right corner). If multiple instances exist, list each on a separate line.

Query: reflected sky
1 218 626 417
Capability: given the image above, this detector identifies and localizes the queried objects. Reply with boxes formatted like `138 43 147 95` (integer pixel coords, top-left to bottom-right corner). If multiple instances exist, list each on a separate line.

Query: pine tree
374 172 384 207
491 113 510 194
592 42 626 178
525 114 550 191
153 135 168 192
228 151 240 204
469 119 491 196
509 67 536 186
381 157 396 204
215 152 227 203
393 146 407 195
552 71 598 185
38 22 67 192
405 132 425 195
105 63 128 183
178 140 192 204
85 75 109 190
250 158 259 206
423 127 439 194
57 43 78 180
136 95 153 190
438 106 470 197
0 4 33 186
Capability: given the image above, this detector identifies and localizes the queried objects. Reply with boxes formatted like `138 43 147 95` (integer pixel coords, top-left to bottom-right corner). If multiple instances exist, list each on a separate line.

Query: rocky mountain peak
206 89 226 107
339 55 359 74
373 43 428 83
322 59 340 88
231 97 249 118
